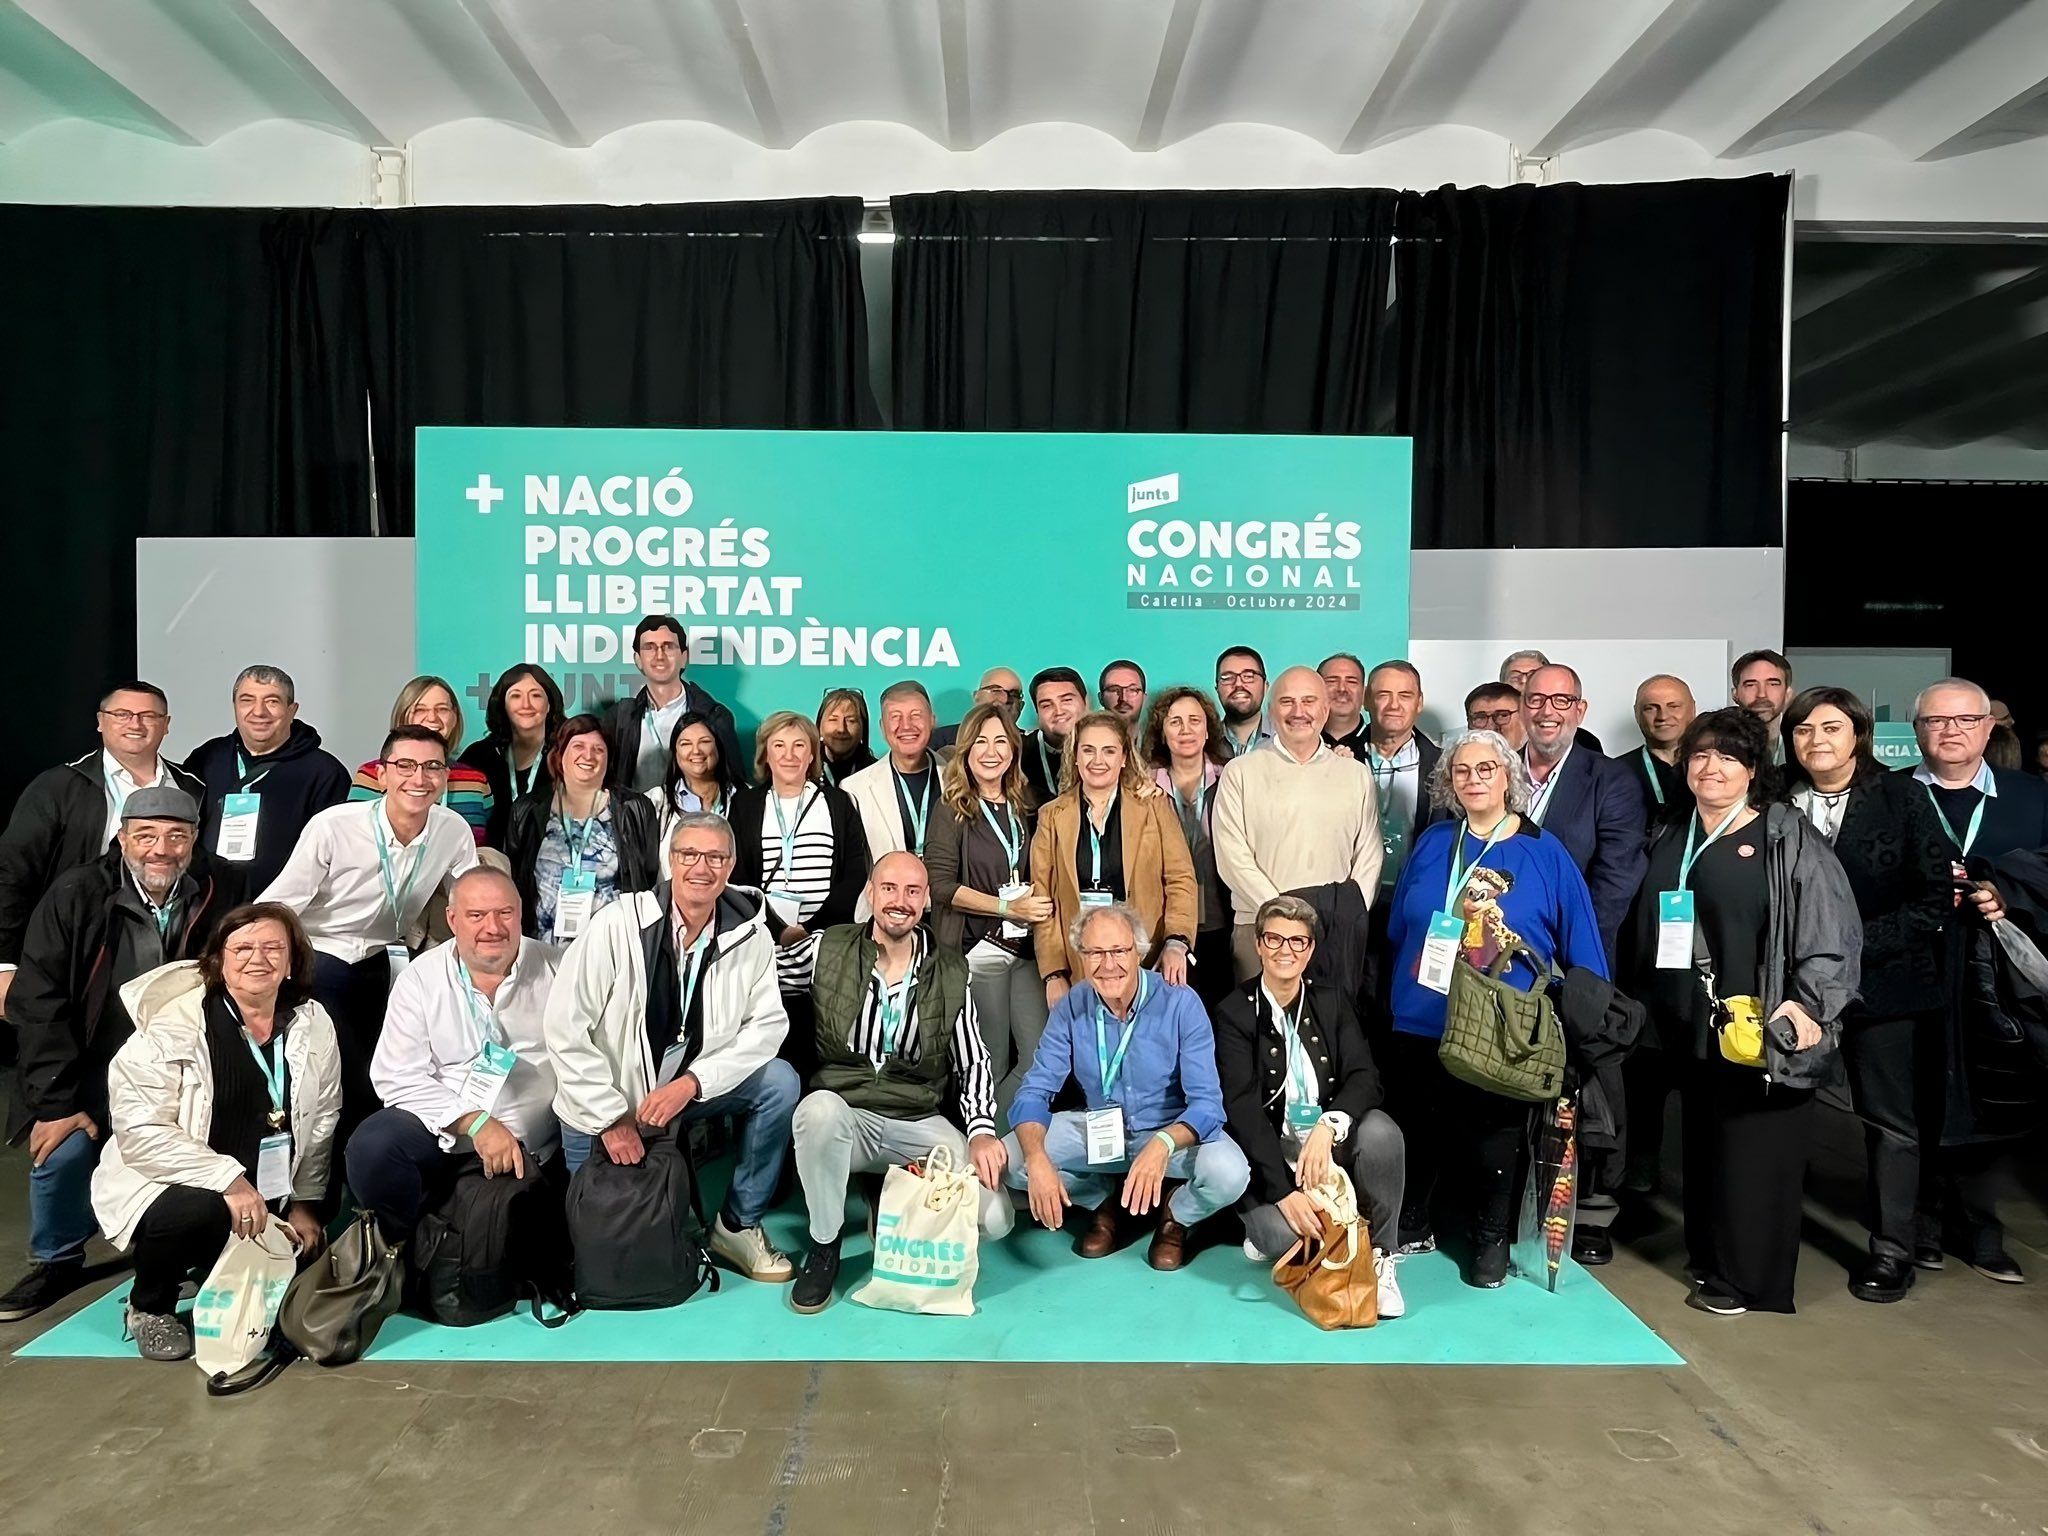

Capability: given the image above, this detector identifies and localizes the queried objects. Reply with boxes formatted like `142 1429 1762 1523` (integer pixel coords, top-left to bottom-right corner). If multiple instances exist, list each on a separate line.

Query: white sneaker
1374 1249 1405 1319
709 1215 794 1282
1244 1239 1264 1263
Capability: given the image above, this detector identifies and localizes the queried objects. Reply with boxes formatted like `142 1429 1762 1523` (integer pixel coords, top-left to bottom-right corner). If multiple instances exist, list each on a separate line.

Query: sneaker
124 1305 193 1362
1396 1231 1437 1257
790 1237 841 1314
708 1215 794 1282
0 1260 85 1324
1687 1280 1747 1316
1970 1250 2027 1285
1243 1239 1265 1263
1374 1250 1405 1319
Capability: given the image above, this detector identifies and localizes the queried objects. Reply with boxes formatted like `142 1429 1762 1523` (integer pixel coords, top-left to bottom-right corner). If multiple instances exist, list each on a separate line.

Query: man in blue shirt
1004 902 1248 1270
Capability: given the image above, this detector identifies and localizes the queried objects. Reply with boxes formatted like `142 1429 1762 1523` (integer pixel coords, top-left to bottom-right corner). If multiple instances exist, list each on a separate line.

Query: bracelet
466 1112 490 1138
997 896 1010 916
1152 1130 1177 1155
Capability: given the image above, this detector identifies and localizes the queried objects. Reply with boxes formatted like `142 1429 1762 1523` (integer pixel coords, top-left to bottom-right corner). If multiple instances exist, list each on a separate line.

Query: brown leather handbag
1270 1169 1378 1330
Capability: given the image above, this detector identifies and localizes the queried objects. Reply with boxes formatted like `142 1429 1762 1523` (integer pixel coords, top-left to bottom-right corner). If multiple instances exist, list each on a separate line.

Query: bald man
1212 666 1385 981
1631 674 1697 828
933 666 1027 751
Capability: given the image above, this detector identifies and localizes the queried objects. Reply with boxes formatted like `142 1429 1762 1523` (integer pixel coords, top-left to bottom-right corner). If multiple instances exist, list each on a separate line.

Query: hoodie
187 721 353 892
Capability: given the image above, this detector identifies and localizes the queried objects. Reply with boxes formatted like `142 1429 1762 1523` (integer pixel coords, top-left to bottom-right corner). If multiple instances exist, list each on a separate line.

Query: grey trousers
1241 1108 1408 1261
792 1090 1016 1245
965 941 1049 1126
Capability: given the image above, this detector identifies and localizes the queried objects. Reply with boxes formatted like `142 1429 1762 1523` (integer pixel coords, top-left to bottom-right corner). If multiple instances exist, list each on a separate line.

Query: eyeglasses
820 687 868 703
975 685 1023 703
100 709 167 726
1257 932 1312 955
1467 709 1518 728
226 941 292 962
1915 714 1989 732
1450 761 1502 782
672 849 733 870
1101 683 1145 700
125 828 194 851
1216 669 1265 686
1523 693 1582 712
1079 944 1135 962
382 758 449 777
637 640 683 656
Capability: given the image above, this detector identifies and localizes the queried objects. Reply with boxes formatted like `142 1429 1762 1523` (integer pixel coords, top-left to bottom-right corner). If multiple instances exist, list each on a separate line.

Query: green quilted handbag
1439 944 1567 1102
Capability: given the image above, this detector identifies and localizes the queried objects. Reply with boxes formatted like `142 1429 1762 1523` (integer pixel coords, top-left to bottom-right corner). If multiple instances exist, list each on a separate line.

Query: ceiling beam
1338 0 1440 154
453 0 584 146
1795 252 2041 369
1792 245 1941 321
1914 71 2048 162
1134 0 1202 152
1839 332 2048 440
1717 0 1946 158
6 0 202 143
706 0 785 149
1523 0 1694 159
1796 273 2048 420
935 0 970 150
234 0 392 145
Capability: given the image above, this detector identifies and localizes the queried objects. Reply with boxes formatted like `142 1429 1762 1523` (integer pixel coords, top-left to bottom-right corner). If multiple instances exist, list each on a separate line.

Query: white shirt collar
1913 759 1997 797
1366 735 1420 770
1524 741 1574 787
100 748 162 790
1259 981 1306 1028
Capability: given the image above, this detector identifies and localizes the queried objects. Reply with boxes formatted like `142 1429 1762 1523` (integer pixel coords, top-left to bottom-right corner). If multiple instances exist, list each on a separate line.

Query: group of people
0 614 2037 1359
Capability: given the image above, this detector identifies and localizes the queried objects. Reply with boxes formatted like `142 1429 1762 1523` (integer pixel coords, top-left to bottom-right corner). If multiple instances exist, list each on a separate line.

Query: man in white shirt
1212 666 1383 982
0 681 202 1021
843 681 941 863
260 725 480 1132
347 868 560 1242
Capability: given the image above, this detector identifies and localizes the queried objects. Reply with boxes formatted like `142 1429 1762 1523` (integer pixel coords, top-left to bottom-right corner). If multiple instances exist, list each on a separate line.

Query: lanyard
1526 755 1565 823
128 869 175 938
675 923 712 1039
1094 974 1151 1100
511 753 539 800
1677 803 1748 891
873 969 918 1057
1085 802 1113 887
1640 747 1665 807
1169 775 1205 828
556 794 604 869
372 806 426 930
893 766 933 853
234 1013 288 1125
104 764 134 822
1367 745 1404 803
234 750 273 792
769 788 815 880
1271 989 1313 1104
1924 783 1987 856
979 800 1023 882
1036 734 1060 790
1444 819 1510 913
454 959 508 1050
1229 726 1260 758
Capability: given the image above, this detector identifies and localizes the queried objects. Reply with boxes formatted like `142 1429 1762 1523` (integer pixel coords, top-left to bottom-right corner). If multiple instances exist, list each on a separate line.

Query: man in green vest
789 851 1013 1313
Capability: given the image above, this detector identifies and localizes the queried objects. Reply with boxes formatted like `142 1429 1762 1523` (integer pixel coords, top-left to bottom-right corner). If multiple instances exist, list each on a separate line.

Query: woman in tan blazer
1029 710 1198 1008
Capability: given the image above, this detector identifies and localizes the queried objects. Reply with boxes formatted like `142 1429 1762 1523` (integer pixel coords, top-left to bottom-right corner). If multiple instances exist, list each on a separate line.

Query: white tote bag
852 1145 981 1317
192 1219 299 1377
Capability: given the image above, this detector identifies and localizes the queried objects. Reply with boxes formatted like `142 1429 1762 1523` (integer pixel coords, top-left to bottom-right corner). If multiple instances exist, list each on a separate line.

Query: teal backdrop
417 428 1411 737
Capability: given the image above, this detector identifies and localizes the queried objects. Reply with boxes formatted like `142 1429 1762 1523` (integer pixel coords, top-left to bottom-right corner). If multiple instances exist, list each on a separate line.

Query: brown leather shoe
1075 1204 1122 1259
1147 1211 1190 1271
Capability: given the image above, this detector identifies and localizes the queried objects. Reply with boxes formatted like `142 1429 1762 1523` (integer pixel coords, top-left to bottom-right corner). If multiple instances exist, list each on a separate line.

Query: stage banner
417 428 1411 733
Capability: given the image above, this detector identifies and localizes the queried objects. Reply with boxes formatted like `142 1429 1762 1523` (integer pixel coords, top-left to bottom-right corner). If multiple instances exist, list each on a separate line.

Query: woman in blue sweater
1385 729 1608 1287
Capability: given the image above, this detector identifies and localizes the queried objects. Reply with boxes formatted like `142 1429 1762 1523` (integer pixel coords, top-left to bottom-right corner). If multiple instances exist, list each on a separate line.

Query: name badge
458 1039 517 1117
1080 889 1114 910
1656 890 1696 970
1417 911 1463 995
1084 1105 1126 1164
1285 1100 1323 1133
217 792 262 863
386 943 412 984
656 1039 689 1090
998 881 1031 939
255 1133 293 1202
554 868 597 940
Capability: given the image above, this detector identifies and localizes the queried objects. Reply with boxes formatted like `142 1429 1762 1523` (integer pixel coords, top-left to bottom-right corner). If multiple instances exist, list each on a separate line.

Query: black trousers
130 1185 232 1315
1385 1032 1528 1246
312 951 394 1144
1624 1046 1682 1181
1841 1008 2004 1260
1190 926 1235 1011
1680 1055 1814 1312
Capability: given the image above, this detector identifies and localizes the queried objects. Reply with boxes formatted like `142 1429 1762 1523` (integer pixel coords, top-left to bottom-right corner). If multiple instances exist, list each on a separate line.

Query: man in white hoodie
543 811 797 1283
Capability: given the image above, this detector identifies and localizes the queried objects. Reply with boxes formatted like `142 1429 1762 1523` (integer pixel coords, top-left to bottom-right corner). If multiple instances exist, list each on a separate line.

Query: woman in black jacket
457 664 565 850
1783 686 1951 1303
725 710 870 1080
1213 894 1408 1318
504 714 661 946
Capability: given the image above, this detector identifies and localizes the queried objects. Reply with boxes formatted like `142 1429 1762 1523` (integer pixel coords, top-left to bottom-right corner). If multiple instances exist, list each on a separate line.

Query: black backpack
564 1129 719 1309
406 1157 574 1327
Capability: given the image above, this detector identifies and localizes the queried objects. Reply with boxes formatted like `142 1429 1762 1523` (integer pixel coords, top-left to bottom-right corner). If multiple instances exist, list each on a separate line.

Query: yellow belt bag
1716 993 1767 1069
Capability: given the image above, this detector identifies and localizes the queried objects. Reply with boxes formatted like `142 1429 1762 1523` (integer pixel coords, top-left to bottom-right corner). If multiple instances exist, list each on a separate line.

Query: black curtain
891 190 1401 432
1393 175 1788 547
0 206 376 808
361 199 877 531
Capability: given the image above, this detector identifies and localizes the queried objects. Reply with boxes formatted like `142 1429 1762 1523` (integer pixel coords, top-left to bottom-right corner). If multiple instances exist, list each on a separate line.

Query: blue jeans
561 1059 799 1230
1002 1111 1251 1227
30 1127 104 1263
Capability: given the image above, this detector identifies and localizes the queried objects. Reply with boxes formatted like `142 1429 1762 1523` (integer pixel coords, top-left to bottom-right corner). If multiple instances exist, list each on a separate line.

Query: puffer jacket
90 962 342 1250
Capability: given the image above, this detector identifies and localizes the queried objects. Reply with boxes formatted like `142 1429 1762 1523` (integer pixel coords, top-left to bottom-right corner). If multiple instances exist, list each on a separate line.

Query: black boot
1849 1254 1914 1304
790 1237 841 1314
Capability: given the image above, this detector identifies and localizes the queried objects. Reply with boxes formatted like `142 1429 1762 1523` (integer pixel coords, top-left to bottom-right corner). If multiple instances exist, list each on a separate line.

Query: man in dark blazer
1518 666 1647 961
1358 661 1445 1018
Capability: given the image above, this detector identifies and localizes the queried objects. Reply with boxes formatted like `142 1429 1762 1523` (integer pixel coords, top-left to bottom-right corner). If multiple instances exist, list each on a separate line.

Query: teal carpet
18 1205 1680 1367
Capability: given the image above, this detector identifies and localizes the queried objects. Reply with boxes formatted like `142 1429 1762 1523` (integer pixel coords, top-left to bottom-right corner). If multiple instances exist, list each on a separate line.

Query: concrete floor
2 1104 2044 1536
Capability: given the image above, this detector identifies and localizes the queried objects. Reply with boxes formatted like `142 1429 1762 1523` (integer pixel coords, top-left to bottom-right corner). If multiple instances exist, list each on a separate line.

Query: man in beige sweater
1211 666 1384 981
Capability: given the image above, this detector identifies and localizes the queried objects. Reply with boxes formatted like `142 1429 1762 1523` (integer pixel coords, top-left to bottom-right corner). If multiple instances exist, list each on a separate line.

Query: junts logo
1126 473 1179 513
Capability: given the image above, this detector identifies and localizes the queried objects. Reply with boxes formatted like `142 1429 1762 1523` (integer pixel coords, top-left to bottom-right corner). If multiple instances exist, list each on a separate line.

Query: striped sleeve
949 988 996 1139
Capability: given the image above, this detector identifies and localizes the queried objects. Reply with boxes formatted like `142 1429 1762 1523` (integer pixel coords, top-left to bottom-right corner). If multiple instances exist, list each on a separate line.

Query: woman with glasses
1384 730 1608 1288
89 904 341 1360
351 676 493 846
649 710 746 840
816 688 875 788
1029 711 1197 1010
1140 687 1237 1008
457 665 565 850
926 702 1055 1121
506 715 661 948
727 711 870 1079
1621 707 1859 1317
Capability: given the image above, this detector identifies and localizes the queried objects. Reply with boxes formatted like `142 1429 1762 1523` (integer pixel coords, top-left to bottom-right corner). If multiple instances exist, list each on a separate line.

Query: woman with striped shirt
349 676 493 846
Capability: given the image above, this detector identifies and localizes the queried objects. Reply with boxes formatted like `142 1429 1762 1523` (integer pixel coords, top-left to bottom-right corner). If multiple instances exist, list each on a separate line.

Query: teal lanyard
372 807 425 930
1640 747 1665 807
1924 783 1986 856
676 926 711 1035
238 1021 288 1125
1086 804 1112 887
104 765 133 822
873 970 917 1057
1677 803 1748 891
1037 734 1059 789
130 870 175 938
893 766 933 853
234 750 272 792
1229 727 1259 758
511 754 538 800
1274 990 1313 1104
1170 777 1204 832
1094 974 1151 1100
455 959 507 1049
1367 747 1398 805
557 795 603 870
769 789 815 881
1444 819 1510 912
979 800 1023 882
